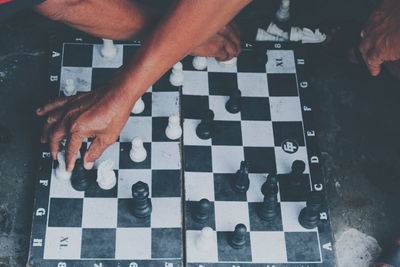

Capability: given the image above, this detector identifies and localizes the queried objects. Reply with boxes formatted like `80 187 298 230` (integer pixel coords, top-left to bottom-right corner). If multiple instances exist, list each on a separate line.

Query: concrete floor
0 3 400 266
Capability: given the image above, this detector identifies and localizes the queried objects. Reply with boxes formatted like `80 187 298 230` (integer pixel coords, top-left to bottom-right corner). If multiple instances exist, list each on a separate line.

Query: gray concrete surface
0 3 400 266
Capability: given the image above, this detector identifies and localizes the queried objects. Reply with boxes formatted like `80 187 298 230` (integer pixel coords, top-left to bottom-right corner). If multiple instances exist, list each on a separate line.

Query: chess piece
71 159 93 191
129 137 147 163
290 160 306 187
266 22 289 40
261 173 278 196
232 161 250 193
96 160 116 190
256 28 288 41
132 96 145 114
225 88 242 114
196 109 214 140
289 27 327 44
192 198 211 224
165 115 182 140
101 39 118 60
196 227 214 250
64 79 77 96
131 181 152 218
298 191 323 229
192 56 207 70
258 182 279 221
228 224 247 249
169 62 184 86
276 0 290 23
219 57 237 67
55 151 72 181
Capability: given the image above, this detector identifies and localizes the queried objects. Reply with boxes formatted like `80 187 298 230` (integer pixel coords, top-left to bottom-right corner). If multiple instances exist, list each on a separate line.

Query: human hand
359 0 400 76
190 21 241 61
36 73 135 171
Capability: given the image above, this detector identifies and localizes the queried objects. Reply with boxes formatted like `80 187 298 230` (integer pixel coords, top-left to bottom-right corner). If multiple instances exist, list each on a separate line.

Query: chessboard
28 36 336 267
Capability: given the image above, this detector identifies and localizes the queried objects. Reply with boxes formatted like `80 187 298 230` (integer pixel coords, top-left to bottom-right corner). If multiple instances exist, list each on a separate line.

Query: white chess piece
64 79 77 96
289 27 327 43
276 0 290 22
55 151 72 181
256 28 287 41
266 22 289 40
219 57 237 67
129 137 147 163
97 160 117 190
165 115 182 140
101 39 118 60
192 56 207 70
196 227 214 251
132 96 145 114
169 62 184 86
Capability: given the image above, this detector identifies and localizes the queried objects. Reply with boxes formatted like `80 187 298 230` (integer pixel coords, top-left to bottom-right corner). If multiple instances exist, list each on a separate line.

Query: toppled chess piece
71 159 93 191
132 96 145 114
131 181 152 218
266 22 289 40
232 161 250 193
225 88 242 114
298 191 323 229
192 198 211 224
64 79 77 96
219 57 237 67
196 226 214 250
229 224 247 249
165 115 182 140
290 27 327 44
55 151 72 181
196 109 214 140
276 0 290 23
192 56 207 70
256 28 288 41
129 137 147 163
101 38 117 60
96 160 116 190
169 62 184 86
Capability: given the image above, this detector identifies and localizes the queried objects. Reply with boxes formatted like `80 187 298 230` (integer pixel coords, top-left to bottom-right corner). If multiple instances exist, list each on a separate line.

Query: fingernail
84 162 94 170
36 108 41 113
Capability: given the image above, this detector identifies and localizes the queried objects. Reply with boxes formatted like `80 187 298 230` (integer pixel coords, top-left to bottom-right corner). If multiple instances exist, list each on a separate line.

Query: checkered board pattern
181 44 336 266
28 37 183 267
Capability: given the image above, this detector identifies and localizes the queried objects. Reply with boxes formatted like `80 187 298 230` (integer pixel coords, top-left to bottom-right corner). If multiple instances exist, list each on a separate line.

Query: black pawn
229 223 247 249
290 160 306 187
232 161 250 193
225 89 242 114
131 181 152 218
261 173 278 196
258 185 279 221
193 198 210 224
196 109 214 140
71 159 93 191
298 191 323 229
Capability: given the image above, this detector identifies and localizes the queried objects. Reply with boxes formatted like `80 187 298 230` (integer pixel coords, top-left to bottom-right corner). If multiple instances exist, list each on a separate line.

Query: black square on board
278 174 311 201
212 121 242 146
123 45 139 64
152 170 181 197
285 232 321 262
152 117 176 142
151 228 182 258
117 199 151 227
182 55 204 71
213 173 247 201
183 145 212 172
152 71 179 92
208 72 238 96
241 97 271 121
244 147 276 173
131 92 152 116
237 49 267 73
267 74 298 96
272 121 305 146
81 228 116 258
119 142 151 169
217 231 252 261
91 68 116 89
63 44 93 67
248 202 283 231
185 201 216 230
84 170 118 198
182 95 210 119
48 198 83 227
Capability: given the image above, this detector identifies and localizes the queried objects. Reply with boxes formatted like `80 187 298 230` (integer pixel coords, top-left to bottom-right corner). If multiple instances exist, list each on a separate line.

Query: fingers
83 136 113 170
219 25 241 56
65 134 83 172
365 53 383 76
36 97 69 116
359 39 384 76
40 111 64 143
48 122 68 160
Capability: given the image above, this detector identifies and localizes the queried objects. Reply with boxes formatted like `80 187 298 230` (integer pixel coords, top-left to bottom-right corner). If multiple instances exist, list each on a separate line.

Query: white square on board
50 169 84 198
115 228 151 259
209 95 241 121
183 119 212 146
152 92 180 117
186 230 218 262
281 201 316 232
241 120 274 147
118 169 152 198
60 67 92 93
214 201 249 231
250 232 288 263
120 117 152 142
266 50 296 73
270 97 302 122
151 142 181 170
93 142 120 170
82 198 118 228
182 71 209 96
211 146 244 173
184 172 215 201
237 72 269 97
207 57 237 73
275 146 309 174
151 197 181 228
92 44 123 68
44 227 82 259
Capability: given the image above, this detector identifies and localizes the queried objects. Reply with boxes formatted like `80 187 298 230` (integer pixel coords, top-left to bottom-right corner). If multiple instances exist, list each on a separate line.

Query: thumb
83 137 112 170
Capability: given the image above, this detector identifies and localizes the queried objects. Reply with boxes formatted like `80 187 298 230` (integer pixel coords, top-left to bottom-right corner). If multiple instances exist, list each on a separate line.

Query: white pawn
169 62 184 86
101 39 118 60
192 56 207 70
132 96 145 114
196 227 214 251
97 160 117 190
219 57 237 67
55 151 72 181
64 79 77 96
165 115 182 140
276 0 290 23
129 137 147 163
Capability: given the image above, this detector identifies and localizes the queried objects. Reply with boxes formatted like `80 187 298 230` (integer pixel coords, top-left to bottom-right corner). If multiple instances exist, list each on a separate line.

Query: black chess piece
71 159 93 191
258 184 279 221
131 181 152 218
228 223 247 249
232 161 250 193
298 191 323 229
290 160 306 187
192 198 210 224
261 173 278 196
225 88 242 114
196 109 215 140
